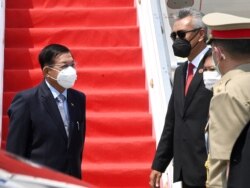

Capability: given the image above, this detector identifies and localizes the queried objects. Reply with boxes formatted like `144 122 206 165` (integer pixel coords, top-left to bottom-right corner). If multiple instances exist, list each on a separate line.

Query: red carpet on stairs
2 0 156 187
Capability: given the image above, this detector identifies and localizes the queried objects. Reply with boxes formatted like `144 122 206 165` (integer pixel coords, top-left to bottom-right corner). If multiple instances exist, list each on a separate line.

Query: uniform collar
213 63 250 93
221 63 250 82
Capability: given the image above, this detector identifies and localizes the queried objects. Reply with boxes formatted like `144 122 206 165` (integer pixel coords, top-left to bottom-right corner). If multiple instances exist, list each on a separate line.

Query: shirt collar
45 80 67 99
189 46 210 68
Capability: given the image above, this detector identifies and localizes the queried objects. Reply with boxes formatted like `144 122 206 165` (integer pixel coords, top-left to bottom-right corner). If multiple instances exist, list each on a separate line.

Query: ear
198 29 206 42
212 46 226 61
42 66 49 77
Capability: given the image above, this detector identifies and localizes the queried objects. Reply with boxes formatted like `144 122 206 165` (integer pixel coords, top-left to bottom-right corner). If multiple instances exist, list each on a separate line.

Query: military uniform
208 64 250 187
202 13 250 188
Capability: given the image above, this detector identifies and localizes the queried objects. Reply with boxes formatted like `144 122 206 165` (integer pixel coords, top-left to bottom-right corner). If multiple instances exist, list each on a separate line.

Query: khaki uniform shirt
207 63 250 188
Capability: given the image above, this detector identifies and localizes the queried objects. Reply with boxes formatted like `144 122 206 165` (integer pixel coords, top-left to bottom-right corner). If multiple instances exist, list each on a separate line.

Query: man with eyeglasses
149 8 212 188
6 44 86 179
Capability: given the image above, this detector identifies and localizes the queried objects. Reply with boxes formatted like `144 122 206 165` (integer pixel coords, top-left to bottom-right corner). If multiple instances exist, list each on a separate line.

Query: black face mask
172 30 200 58
172 38 191 57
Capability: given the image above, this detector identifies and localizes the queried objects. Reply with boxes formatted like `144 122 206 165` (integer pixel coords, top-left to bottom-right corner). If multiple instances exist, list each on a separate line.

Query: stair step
6 8 136 28
4 68 146 92
84 137 155 163
82 163 152 187
87 90 149 112
4 47 142 70
5 27 139 48
86 112 152 137
6 0 134 9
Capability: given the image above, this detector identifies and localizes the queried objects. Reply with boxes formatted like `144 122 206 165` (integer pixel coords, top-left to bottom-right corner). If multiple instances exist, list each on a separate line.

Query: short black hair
213 39 250 57
38 44 70 69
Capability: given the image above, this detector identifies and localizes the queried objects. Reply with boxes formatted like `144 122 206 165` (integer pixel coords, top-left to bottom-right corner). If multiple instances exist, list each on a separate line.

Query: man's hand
149 170 162 188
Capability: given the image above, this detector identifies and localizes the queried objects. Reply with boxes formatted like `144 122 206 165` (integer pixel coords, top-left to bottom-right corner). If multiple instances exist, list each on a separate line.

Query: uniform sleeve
207 154 228 188
209 92 250 160
6 93 32 157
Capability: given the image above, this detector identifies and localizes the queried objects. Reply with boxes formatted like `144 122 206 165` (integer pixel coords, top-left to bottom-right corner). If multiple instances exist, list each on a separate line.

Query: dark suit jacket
6 80 86 179
228 121 250 188
152 50 213 186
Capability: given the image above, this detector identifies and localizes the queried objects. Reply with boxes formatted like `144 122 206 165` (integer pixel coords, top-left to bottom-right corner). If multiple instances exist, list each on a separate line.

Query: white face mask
48 66 77 89
203 70 221 90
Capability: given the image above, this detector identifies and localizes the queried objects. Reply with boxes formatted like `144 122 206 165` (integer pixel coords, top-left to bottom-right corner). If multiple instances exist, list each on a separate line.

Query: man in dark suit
228 122 250 188
149 8 212 188
6 44 86 179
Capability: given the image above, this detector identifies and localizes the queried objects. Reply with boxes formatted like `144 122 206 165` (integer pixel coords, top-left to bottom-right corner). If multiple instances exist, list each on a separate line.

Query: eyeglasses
170 28 201 41
51 61 76 69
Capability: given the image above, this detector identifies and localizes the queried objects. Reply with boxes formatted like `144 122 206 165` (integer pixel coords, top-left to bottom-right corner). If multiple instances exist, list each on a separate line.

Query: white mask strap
43 66 59 80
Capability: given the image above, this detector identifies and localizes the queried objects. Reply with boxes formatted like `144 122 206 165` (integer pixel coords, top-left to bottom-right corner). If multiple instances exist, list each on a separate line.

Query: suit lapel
184 63 203 109
184 49 211 110
39 81 68 142
180 62 187 114
174 62 187 117
67 90 77 144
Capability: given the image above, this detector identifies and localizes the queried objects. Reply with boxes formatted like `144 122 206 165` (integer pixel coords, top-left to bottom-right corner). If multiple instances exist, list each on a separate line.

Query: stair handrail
0 0 5 148
136 0 176 144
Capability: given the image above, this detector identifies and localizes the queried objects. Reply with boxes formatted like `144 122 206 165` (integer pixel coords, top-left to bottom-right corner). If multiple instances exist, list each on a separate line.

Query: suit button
232 158 239 163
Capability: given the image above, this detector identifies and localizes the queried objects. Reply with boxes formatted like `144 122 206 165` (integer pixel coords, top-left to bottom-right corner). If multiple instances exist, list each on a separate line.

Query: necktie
185 63 194 95
56 94 69 137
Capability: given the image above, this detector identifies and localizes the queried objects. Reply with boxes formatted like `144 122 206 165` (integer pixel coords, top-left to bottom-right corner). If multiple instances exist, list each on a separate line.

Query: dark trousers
182 181 205 188
180 170 205 188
